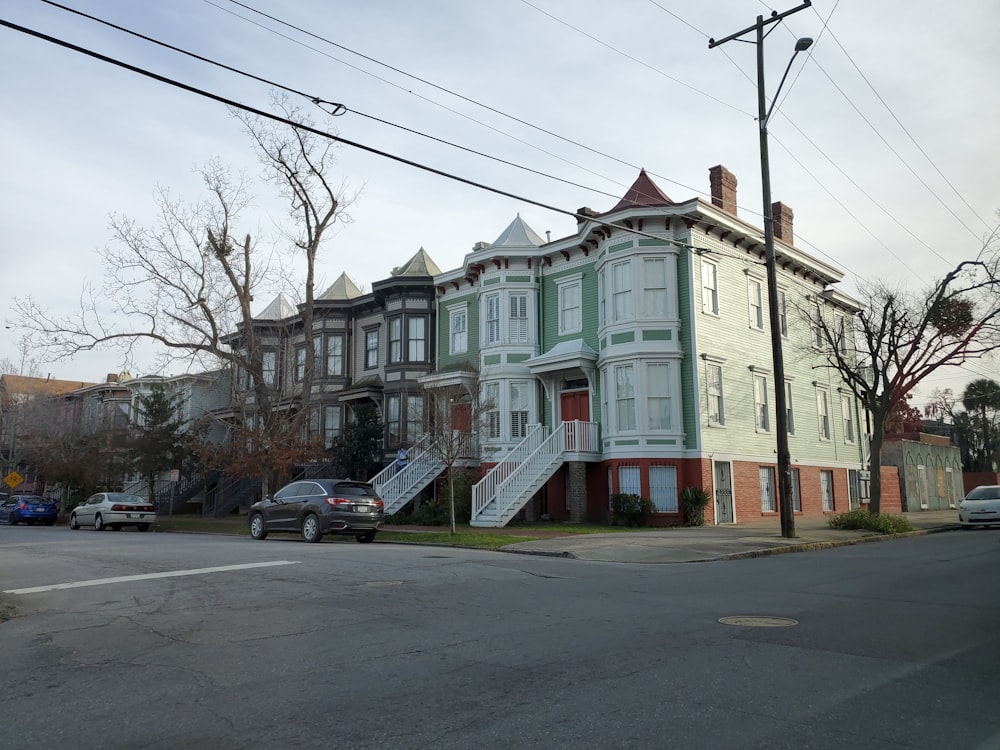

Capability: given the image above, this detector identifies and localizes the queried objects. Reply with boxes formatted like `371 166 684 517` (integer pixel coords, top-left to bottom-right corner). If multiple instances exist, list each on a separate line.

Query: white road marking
3 560 301 595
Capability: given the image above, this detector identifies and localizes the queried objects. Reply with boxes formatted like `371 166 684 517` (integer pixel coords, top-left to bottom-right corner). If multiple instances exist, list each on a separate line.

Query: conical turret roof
255 293 298 320
318 272 363 300
607 169 673 213
490 214 545 249
392 247 441 277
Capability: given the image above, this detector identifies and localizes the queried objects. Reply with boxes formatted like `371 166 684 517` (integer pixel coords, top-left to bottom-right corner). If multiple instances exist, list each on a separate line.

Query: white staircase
471 421 598 527
372 438 446 516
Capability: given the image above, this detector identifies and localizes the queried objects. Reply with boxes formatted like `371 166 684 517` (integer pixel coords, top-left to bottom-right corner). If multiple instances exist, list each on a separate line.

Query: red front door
560 390 590 451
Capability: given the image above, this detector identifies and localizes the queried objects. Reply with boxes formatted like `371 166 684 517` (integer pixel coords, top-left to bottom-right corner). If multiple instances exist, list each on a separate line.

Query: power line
207 0 722 204
813 9 993 235
36 0 623 201
0 18 711 254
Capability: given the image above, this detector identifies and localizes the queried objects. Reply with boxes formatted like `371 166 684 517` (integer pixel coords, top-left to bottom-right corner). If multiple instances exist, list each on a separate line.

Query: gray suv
248 479 384 543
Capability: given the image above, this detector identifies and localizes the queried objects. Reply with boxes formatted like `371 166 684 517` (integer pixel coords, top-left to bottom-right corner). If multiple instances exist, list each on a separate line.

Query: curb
501 524 960 564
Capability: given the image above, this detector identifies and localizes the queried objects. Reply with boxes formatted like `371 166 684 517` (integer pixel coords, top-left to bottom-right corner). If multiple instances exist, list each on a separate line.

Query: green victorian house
410 166 871 526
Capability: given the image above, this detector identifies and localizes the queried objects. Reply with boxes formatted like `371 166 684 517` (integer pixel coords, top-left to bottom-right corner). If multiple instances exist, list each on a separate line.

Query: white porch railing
472 424 547 519
471 421 599 527
372 435 446 516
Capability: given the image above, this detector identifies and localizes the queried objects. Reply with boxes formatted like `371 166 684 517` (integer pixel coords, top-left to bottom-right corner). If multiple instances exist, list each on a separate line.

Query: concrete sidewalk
500 510 961 564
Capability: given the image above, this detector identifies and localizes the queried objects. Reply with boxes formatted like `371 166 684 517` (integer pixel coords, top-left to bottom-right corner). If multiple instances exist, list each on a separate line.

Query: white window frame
484 292 500 345
702 260 719 315
759 466 776 512
509 293 529 344
785 380 795 435
778 289 788 338
484 382 500 439
615 363 636 432
646 362 671 431
841 393 855 444
407 317 427 362
811 303 824 349
816 387 831 441
618 465 641 496
753 372 770 432
820 470 835 511
262 350 277 387
642 258 668 319
791 468 802 512
835 314 848 355
747 277 764 330
707 362 725 426
449 305 468 355
509 380 530 439
388 317 403 363
557 277 582 335
611 260 633 323
649 466 678 512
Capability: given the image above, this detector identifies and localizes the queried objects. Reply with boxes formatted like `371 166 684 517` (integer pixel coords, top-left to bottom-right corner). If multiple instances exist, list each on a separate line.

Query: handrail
369 433 430 487
472 424 546 517
491 423 565 524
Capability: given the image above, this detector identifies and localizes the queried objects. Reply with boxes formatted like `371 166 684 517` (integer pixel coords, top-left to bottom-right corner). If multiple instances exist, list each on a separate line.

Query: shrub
681 486 711 527
827 508 914 534
610 493 655 527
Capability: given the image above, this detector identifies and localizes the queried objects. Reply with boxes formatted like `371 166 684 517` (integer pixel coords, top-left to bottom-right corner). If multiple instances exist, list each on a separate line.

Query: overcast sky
2 0 998 409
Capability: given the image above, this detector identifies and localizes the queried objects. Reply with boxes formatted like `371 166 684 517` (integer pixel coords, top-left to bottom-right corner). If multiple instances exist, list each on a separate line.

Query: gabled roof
392 247 441 277
607 169 673 213
490 214 545 249
318 272 363 300
255 293 298 321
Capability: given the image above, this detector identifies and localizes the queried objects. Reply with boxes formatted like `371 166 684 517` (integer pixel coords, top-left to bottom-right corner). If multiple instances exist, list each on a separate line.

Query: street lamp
710 2 813 539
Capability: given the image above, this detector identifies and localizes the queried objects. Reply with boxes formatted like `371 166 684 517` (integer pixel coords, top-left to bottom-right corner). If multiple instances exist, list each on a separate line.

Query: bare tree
416 371 495 534
812 237 1000 513
11 96 357 500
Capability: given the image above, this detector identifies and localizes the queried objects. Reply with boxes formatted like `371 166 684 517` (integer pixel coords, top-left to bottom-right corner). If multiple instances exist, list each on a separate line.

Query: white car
958 485 1000 529
69 492 156 532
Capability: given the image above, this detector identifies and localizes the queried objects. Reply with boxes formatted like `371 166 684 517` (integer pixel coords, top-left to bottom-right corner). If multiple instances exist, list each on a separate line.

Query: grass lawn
153 515 660 549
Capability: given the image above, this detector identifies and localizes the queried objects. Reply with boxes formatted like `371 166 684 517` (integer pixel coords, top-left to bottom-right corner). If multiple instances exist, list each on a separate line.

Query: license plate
127 513 136 518
355 505 370 513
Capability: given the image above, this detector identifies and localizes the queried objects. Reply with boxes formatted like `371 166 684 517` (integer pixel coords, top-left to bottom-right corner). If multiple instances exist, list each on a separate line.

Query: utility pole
709 1 812 539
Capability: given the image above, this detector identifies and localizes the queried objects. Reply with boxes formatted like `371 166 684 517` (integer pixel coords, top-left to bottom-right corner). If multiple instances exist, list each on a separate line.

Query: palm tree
961 379 1000 471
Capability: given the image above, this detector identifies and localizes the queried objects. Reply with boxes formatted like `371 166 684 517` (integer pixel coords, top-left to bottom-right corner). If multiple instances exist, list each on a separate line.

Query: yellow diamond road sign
4 471 24 489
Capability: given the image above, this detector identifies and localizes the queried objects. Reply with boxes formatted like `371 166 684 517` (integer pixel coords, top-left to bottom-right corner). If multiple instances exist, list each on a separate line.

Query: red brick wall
879 467 902 513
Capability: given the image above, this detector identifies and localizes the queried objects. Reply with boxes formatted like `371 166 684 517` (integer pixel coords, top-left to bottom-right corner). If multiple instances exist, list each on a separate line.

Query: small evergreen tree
131 385 186 504
331 404 384 480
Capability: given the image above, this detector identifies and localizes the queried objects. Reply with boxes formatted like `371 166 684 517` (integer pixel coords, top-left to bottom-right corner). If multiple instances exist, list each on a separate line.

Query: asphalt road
1 525 999 749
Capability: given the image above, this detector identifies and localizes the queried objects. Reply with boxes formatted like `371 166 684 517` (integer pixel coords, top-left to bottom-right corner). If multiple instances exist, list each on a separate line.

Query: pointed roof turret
255 293 297 321
607 169 673 213
490 214 545 249
392 247 441 277
318 272 363 300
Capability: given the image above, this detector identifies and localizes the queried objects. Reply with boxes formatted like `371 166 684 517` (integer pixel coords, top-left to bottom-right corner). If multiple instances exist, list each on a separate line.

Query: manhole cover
718 616 798 628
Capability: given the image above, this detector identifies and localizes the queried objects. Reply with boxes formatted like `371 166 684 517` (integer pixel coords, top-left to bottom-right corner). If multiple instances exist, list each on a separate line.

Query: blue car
0 495 58 526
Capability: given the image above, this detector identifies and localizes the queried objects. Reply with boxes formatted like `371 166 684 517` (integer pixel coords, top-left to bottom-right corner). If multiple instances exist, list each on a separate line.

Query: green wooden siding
610 331 635 345
677 244 697 450
436 292 479 371
642 329 671 341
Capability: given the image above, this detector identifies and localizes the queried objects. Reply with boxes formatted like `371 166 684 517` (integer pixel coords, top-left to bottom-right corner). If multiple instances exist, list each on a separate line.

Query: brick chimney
772 201 794 245
709 165 737 215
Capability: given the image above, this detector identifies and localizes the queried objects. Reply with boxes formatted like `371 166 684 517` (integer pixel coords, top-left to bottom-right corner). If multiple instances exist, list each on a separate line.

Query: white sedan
70 492 157 532
958 485 1000 529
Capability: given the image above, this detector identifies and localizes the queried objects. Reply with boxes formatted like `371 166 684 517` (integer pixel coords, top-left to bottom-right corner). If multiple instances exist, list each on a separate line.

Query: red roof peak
608 169 673 212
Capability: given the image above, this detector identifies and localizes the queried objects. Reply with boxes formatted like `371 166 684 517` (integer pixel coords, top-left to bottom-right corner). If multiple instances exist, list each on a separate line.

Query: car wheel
301 513 322 543
138 524 150 532
70 513 80 530
356 531 376 543
249 513 268 540
94 514 106 531
9 513 18 526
